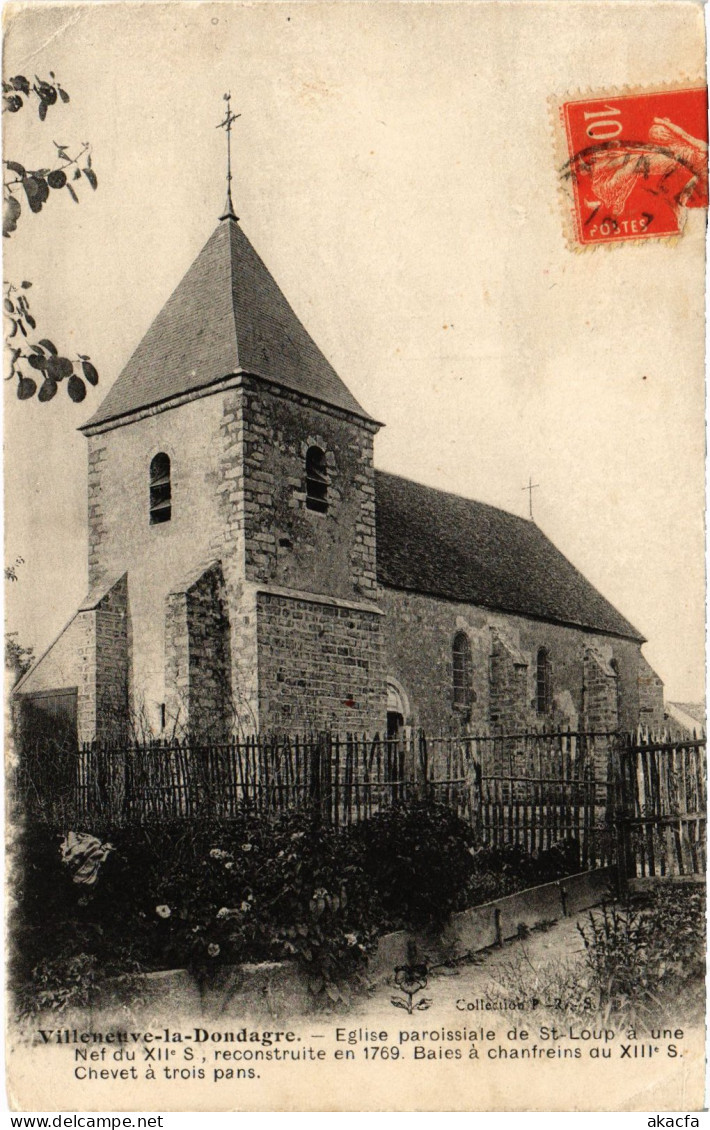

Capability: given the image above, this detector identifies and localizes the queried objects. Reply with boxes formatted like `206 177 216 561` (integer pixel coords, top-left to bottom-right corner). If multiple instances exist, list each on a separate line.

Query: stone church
15 192 665 745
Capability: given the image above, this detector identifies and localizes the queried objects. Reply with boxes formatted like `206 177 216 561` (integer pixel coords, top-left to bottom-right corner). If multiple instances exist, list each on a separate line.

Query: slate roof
82 217 373 430
374 471 644 641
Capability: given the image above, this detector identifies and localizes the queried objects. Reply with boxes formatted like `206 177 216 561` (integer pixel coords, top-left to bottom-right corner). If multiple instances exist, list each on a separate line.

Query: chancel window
536 647 552 714
453 632 473 708
149 452 171 525
305 445 328 513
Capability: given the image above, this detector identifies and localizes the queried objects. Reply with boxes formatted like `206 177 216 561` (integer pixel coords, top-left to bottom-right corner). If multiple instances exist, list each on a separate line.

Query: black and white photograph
3 0 706 1113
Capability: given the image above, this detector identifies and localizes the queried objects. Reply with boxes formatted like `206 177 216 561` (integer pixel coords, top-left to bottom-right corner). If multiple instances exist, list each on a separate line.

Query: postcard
3 0 706 1113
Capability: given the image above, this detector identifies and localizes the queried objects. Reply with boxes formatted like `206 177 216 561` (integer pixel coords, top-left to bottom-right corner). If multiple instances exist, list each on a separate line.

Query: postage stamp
555 85 708 248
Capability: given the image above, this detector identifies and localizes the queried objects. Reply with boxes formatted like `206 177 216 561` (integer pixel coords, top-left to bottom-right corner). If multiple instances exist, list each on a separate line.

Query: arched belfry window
536 647 552 714
305 445 328 513
149 452 171 525
453 632 473 709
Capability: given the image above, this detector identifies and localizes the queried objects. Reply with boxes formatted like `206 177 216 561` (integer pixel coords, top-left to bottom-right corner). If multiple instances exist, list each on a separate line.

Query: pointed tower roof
82 217 375 431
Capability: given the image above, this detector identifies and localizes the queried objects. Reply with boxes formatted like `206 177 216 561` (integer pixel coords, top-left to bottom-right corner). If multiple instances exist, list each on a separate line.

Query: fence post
320 732 332 825
308 737 322 824
610 734 633 897
467 740 483 838
416 729 428 802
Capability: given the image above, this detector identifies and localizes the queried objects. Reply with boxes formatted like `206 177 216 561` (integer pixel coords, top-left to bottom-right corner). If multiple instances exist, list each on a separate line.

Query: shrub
10 813 383 1010
10 804 587 1015
349 801 478 927
578 883 705 1020
465 838 581 905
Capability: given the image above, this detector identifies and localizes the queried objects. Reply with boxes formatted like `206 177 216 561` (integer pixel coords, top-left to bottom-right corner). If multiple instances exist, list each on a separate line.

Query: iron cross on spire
522 475 540 520
217 93 241 222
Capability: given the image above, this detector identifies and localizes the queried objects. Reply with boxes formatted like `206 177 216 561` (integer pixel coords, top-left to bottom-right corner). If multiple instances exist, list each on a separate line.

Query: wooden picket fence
615 730 707 878
461 729 617 869
73 733 415 829
15 726 706 877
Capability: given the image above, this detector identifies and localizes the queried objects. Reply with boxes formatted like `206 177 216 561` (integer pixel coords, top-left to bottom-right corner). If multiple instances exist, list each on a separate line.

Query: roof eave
80 368 383 436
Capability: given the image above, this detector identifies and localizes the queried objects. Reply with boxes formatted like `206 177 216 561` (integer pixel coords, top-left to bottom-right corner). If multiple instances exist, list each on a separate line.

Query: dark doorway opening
387 711 404 741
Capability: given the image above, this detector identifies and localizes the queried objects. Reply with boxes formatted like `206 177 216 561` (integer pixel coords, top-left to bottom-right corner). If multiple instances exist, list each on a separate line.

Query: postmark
554 85 708 248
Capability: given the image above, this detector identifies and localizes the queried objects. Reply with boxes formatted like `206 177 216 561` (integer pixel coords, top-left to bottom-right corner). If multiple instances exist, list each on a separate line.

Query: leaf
27 354 47 371
38 338 57 355
11 75 30 95
18 319 27 337
37 377 57 402
6 161 26 177
47 355 74 380
6 319 17 338
82 361 100 384
3 194 21 238
66 183 79 204
73 168 81 180
4 298 14 314
17 374 37 400
67 375 86 402
34 78 57 103
58 88 70 104
83 168 98 191
25 313 36 329
38 100 47 122
325 984 340 1003
47 169 67 190
22 176 45 213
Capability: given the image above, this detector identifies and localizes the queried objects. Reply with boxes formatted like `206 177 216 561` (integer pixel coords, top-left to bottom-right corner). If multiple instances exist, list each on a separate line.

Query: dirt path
352 913 592 1024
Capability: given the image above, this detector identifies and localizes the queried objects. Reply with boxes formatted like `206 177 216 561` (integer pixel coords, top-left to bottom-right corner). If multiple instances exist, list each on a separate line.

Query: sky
2 0 706 703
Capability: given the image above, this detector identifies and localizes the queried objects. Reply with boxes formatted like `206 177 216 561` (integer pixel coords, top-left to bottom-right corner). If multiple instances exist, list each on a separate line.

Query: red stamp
557 86 708 247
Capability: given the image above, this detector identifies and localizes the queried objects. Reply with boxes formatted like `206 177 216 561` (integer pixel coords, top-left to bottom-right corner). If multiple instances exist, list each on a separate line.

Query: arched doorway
386 679 409 740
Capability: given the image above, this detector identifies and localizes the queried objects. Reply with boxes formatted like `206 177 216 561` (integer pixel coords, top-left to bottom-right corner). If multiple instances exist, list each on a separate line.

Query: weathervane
522 475 539 520
217 93 241 222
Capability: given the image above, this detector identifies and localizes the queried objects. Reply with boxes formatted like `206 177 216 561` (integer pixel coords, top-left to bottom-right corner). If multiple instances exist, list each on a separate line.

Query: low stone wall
93 867 618 1021
369 866 617 977
95 961 312 1024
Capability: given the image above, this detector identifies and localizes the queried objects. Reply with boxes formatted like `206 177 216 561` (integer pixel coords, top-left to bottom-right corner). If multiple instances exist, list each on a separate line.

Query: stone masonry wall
87 436 108 591
16 575 128 744
94 574 129 742
489 631 529 733
582 648 620 732
232 380 379 602
379 586 645 736
164 563 232 740
84 394 234 732
185 565 231 739
637 654 665 729
16 613 95 743
84 381 380 736
256 592 386 733
164 589 189 735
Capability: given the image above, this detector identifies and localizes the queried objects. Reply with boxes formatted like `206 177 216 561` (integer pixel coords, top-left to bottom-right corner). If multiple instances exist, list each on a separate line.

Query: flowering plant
391 964 432 1013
